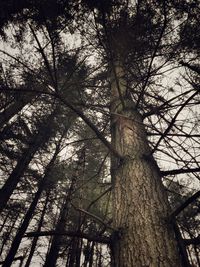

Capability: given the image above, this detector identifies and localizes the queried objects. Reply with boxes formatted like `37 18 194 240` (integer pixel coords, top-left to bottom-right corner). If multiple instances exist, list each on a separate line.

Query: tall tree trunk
1 143 61 267
0 210 11 233
67 238 81 267
110 62 183 267
0 213 19 257
0 113 54 213
88 242 94 267
83 240 94 267
44 178 76 267
75 238 82 267
24 191 50 267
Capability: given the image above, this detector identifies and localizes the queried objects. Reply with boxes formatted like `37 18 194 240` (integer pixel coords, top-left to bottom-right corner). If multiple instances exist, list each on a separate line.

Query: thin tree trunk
187 228 200 267
65 246 70 267
0 213 19 256
0 211 10 233
75 238 82 267
1 145 60 267
88 242 94 267
193 245 200 267
83 240 91 267
97 245 102 267
43 178 76 267
18 255 25 267
0 113 54 213
24 191 50 267
67 238 80 267
173 222 191 266
110 62 184 267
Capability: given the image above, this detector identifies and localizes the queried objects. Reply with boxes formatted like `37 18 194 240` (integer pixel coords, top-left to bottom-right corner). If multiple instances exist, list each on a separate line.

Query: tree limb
56 93 123 159
183 235 200 246
24 230 110 244
161 167 200 176
180 61 200 76
0 86 122 159
71 203 115 231
152 90 199 154
170 190 200 218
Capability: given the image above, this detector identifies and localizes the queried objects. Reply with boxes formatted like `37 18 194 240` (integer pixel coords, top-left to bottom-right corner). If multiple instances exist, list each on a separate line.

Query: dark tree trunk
24 191 50 267
67 238 80 267
0 213 19 257
44 179 76 267
88 242 94 267
0 211 10 233
97 245 102 267
2 182 44 267
2 147 59 267
75 238 82 267
0 114 54 213
83 241 92 267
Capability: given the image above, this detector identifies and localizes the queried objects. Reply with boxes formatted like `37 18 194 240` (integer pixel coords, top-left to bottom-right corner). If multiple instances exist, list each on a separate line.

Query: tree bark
110 62 184 267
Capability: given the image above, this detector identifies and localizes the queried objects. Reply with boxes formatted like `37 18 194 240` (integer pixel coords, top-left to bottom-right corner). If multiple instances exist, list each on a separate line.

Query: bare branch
152 90 199 154
184 235 200 246
180 61 200 76
29 24 57 90
71 203 115 231
24 230 110 244
56 93 123 159
170 191 200 218
162 167 200 176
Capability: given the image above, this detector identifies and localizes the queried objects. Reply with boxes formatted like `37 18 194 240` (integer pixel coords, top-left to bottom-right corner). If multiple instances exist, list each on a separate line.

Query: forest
0 0 200 266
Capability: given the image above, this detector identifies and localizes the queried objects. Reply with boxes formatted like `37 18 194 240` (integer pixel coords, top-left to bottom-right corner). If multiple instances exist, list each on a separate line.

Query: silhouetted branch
0 256 24 265
72 203 115 231
24 230 110 244
184 235 200 246
152 90 199 153
0 86 122 159
56 93 123 159
161 167 200 176
29 24 57 90
180 61 200 76
170 191 200 218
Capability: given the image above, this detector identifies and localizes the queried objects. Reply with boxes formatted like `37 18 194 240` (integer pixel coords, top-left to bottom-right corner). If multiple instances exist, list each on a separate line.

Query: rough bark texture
110 63 183 267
